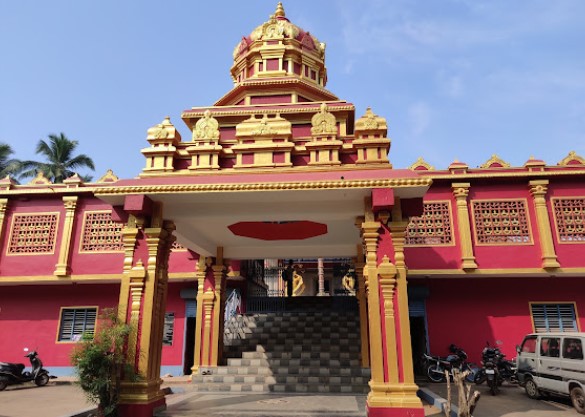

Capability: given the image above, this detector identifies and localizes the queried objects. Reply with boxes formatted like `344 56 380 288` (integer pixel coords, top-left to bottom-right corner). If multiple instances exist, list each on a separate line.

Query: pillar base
118 397 166 417
367 405 425 417
366 382 424 416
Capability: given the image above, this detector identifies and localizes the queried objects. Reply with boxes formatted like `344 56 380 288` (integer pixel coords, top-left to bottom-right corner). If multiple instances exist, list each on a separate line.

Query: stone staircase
191 296 371 393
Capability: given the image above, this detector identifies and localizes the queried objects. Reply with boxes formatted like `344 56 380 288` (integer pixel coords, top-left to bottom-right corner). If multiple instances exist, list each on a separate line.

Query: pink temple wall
422 276 585 364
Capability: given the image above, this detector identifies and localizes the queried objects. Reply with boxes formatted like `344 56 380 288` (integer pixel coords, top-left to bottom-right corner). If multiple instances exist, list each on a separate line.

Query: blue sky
1 0 584 180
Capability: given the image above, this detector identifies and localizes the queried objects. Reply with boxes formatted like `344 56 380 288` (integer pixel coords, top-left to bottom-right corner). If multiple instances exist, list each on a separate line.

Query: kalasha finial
275 2 285 18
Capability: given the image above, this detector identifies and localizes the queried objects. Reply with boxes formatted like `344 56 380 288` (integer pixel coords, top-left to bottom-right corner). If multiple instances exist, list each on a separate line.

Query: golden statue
342 268 356 295
292 264 305 296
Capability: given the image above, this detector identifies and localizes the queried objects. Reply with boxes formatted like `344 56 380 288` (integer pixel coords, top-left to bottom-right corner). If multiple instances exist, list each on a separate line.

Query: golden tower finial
275 2 285 18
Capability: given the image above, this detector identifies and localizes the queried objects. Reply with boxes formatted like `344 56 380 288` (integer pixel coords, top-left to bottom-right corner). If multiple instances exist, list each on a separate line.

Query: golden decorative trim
407 267 585 276
27 171 52 185
193 110 220 141
451 183 478 270
96 177 432 196
558 151 585 166
184 102 353 119
409 157 434 171
414 169 585 180
529 180 560 269
55 196 79 276
480 154 511 168
311 103 337 135
96 169 119 183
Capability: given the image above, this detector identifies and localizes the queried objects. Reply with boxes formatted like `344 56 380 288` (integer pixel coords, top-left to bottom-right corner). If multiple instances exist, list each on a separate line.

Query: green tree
20 133 95 183
0 143 22 178
70 309 138 417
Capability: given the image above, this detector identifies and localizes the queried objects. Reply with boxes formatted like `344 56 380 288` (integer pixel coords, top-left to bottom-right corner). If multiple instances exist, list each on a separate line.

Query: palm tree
20 133 95 183
0 143 22 178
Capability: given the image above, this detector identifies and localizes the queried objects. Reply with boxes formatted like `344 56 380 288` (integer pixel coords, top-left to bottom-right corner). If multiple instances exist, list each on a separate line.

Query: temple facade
1 3 585 417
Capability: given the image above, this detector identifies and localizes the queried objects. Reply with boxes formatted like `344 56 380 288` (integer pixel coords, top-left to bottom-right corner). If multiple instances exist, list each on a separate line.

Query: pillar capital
529 179 549 197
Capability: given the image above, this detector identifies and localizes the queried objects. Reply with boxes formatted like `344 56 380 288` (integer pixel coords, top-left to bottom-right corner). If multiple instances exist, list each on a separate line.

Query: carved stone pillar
117 204 175 417
54 196 78 276
354 244 370 368
452 183 478 270
364 198 424 417
210 256 227 367
317 257 326 296
191 257 207 375
529 180 560 269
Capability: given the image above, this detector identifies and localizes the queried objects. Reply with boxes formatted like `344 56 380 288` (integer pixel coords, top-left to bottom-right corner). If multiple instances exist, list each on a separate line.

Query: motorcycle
0 349 55 391
424 344 477 383
474 341 517 395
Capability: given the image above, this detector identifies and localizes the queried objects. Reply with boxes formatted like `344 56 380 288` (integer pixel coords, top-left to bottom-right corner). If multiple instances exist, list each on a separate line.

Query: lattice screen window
472 200 531 244
8 213 59 254
80 211 123 252
58 307 97 342
406 202 453 245
531 303 578 333
553 198 585 242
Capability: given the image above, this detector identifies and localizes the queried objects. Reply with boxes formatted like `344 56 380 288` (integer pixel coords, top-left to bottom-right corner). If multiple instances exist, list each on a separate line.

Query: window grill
472 200 531 244
553 198 585 242
8 213 59 254
80 211 123 252
531 303 578 333
406 202 453 245
58 308 97 341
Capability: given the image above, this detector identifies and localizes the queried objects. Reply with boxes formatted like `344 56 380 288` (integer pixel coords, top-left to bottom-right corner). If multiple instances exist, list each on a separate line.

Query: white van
517 332 585 414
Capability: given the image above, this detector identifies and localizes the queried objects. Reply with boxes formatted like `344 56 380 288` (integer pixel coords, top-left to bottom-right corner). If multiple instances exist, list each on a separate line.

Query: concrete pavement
2 376 578 417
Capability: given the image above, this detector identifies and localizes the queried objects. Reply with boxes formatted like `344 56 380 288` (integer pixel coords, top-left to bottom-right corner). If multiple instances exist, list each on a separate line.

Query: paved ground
418 379 580 417
0 377 580 417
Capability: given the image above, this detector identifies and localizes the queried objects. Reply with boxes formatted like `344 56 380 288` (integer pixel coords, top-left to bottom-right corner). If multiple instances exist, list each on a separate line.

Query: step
190 382 369 394
226 357 362 367
192 373 370 385
213 365 371 377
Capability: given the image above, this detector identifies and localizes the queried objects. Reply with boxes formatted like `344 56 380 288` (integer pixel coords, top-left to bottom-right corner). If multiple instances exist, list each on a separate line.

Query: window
406 202 453 246
521 336 537 353
8 213 59 254
541 337 561 358
563 338 584 360
531 303 578 333
471 200 531 244
553 198 585 243
58 308 97 342
162 313 175 346
80 211 123 252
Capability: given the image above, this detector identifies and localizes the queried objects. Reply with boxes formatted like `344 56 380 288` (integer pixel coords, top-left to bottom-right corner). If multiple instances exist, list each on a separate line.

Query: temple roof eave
212 77 338 107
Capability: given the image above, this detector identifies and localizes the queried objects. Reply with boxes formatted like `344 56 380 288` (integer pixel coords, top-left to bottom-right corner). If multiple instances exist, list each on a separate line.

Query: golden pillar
354 244 370 368
452 183 478 270
54 196 78 276
191 250 226 373
529 180 560 269
210 248 227 367
364 198 423 416
117 204 175 416
191 257 208 375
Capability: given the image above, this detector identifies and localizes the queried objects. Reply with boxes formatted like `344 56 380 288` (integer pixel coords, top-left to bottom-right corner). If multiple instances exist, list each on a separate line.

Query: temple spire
275 2 285 18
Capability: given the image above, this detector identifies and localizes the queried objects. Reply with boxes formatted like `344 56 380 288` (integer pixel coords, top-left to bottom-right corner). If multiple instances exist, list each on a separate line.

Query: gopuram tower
97 3 430 416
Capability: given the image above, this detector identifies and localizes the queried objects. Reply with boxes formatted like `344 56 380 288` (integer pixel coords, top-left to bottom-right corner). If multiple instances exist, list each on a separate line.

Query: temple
1 4 585 417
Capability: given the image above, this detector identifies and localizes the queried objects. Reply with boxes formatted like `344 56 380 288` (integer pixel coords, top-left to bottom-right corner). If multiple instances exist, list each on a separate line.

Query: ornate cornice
182 103 355 120
95 177 433 196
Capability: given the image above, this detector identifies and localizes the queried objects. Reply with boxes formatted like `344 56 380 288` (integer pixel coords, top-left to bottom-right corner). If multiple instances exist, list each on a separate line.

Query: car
516 332 585 414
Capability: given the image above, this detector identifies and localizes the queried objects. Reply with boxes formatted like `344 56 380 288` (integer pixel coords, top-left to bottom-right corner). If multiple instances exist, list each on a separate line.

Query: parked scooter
474 341 517 395
424 344 477 383
0 349 54 391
